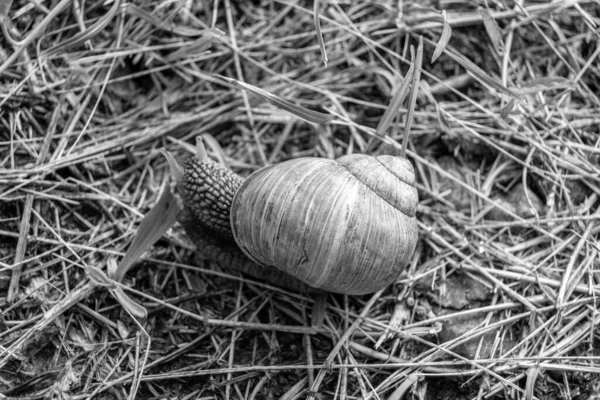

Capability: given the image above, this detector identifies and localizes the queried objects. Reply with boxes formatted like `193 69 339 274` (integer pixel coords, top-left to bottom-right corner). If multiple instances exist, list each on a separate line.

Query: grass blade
114 183 181 282
516 76 575 94
402 36 424 157
42 0 121 56
432 11 452 64
214 74 334 124
480 7 504 55
445 47 519 99
375 63 414 137
525 364 541 400
112 287 148 321
314 0 328 67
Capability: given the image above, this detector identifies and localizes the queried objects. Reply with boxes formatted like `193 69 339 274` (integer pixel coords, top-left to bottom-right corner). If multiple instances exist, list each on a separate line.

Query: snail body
178 142 418 295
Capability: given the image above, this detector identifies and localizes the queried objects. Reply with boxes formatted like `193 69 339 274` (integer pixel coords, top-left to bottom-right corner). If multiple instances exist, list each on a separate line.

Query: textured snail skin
231 154 418 295
181 158 244 240
178 158 322 293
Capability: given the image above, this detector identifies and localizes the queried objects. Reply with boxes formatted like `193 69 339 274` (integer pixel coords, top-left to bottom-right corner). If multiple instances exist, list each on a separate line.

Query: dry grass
1 0 600 399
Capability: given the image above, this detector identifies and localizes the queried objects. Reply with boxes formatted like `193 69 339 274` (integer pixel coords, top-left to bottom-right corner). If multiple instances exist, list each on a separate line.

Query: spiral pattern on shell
230 154 418 295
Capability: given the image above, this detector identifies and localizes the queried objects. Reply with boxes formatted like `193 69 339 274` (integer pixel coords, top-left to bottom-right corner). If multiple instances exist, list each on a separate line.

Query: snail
174 138 418 295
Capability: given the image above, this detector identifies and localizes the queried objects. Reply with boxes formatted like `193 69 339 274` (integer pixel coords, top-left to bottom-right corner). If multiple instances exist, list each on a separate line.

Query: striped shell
230 154 418 295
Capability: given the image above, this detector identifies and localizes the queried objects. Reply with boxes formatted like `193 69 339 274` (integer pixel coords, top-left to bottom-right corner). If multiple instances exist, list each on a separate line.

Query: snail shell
230 154 418 295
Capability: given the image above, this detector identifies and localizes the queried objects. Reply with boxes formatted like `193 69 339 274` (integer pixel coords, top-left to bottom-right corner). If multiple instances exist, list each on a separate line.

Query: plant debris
1 1 599 399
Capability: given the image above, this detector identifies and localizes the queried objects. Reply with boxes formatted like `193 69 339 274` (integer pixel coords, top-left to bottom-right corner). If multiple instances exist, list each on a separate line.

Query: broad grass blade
166 34 216 62
114 184 181 282
113 287 148 321
525 364 541 400
445 48 519 99
387 374 420 400
432 11 452 63
480 7 504 54
500 98 516 119
402 36 424 157
376 63 414 137
516 77 574 94
87 264 115 288
215 74 334 124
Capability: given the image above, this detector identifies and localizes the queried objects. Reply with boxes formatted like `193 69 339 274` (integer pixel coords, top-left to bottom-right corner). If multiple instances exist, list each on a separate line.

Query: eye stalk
195 136 208 162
